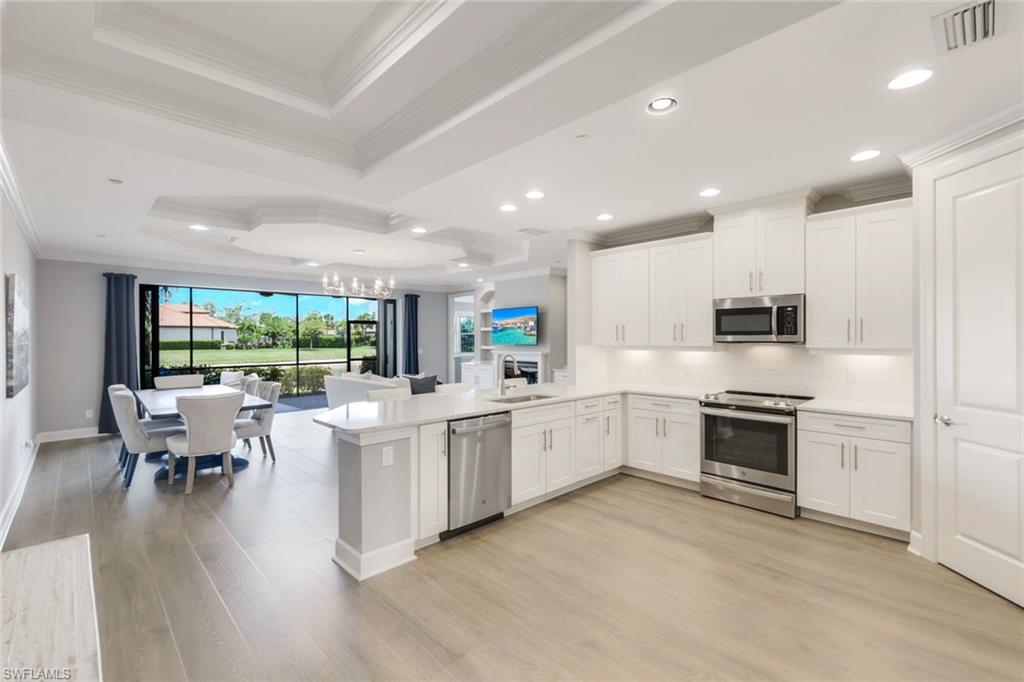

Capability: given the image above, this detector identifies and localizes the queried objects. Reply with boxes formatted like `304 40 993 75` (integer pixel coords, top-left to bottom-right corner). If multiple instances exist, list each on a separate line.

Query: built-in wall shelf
480 345 495 350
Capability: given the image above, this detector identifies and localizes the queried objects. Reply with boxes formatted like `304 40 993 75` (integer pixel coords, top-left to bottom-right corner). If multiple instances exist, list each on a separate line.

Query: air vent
518 228 548 236
933 1 997 52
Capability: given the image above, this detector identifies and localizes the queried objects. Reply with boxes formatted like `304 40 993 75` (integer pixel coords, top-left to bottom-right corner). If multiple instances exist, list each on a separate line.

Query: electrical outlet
85 409 94 419
382 446 394 467
845 367 857 384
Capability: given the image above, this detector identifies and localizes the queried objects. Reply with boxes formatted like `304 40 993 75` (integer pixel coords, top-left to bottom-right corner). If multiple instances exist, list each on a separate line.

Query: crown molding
706 188 821 217
489 266 564 283
597 214 711 248
2 69 358 169
149 199 252 231
0 142 43 256
899 100 1024 168
840 175 912 203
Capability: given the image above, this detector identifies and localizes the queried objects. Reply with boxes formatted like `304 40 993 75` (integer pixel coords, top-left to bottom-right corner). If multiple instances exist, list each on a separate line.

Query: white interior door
936 148 1024 606
805 216 856 348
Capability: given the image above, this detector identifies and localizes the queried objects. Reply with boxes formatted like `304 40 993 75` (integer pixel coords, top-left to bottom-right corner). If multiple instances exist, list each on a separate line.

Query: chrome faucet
496 354 519 396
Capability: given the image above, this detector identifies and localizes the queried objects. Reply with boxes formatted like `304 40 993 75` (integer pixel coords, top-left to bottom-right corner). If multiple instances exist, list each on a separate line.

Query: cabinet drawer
512 401 574 427
602 395 623 410
798 411 911 444
576 398 604 415
628 395 697 415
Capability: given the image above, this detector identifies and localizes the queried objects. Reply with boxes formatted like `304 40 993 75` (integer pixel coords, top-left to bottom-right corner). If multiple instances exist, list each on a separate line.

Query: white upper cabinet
649 244 681 346
647 235 714 348
591 249 649 345
806 200 913 350
713 195 812 299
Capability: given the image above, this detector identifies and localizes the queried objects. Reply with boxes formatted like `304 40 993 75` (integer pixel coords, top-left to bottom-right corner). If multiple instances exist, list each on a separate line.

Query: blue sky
163 287 376 320
493 305 537 322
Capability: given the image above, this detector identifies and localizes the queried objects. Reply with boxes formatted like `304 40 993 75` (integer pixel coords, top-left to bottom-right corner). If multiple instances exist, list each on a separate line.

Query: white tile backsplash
589 345 913 403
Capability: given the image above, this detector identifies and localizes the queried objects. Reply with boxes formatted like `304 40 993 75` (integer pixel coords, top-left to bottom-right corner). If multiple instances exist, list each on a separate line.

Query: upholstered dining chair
109 390 184 488
234 381 282 461
366 387 413 402
154 374 204 389
166 391 244 494
219 370 245 390
107 383 184 468
242 373 261 395
435 382 472 395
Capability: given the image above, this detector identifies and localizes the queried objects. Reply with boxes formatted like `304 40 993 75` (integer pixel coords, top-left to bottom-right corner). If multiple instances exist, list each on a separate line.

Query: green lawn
160 345 375 366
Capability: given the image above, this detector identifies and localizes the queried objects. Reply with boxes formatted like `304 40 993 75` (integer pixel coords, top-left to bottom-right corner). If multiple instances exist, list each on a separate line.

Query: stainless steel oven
699 391 812 518
713 294 804 343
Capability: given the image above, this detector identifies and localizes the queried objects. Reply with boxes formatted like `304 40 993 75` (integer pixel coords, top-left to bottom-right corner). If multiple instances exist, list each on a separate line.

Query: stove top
700 390 814 413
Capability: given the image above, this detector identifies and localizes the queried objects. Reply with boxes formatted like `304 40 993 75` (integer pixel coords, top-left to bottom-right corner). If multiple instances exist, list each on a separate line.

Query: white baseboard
36 427 101 443
800 508 910 542
620 467 701 491
508 468 621 515
0 440 38 551
333 537 416 581
908 530 924 557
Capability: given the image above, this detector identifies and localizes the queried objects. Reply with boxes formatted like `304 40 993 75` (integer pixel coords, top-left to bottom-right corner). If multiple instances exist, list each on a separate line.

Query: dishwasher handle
450 413 512 435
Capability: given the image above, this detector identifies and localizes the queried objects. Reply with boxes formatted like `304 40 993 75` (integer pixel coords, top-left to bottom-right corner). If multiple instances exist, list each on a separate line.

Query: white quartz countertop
798 397 913 421
314 383 714 434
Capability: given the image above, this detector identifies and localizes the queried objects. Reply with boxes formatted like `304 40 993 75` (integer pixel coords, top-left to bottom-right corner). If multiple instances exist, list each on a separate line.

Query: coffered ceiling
2 1 1021 289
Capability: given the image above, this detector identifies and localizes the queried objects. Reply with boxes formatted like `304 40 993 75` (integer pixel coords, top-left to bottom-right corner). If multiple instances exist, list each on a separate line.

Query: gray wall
34 259 449 434
493 273 568 374
393 289 448 383
2 197 38 534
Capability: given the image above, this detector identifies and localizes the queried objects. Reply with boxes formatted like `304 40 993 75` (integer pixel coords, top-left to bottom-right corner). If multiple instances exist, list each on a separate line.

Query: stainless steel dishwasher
441 412 512 539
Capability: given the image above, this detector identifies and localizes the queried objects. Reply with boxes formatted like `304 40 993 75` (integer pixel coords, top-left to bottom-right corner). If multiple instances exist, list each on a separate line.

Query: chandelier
321 272 395 299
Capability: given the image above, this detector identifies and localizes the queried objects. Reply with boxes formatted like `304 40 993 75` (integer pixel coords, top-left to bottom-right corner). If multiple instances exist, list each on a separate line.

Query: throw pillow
407 374 438 395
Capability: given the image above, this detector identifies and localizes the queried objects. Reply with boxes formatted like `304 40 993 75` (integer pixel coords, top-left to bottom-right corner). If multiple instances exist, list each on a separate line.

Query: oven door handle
700 407 795 425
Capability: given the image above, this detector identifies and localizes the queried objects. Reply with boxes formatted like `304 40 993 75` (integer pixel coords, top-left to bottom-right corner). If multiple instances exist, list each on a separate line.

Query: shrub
159 339 222 350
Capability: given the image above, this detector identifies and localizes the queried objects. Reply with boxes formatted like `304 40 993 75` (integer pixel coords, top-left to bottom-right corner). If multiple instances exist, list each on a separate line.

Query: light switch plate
85 409 94 419
382 446 394 467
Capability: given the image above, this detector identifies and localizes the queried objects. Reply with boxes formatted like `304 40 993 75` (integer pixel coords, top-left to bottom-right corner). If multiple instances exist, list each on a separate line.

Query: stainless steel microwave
713 294 805 344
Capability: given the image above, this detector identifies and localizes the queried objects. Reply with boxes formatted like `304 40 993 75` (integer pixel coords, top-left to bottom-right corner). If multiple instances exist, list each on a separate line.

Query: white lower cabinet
418 422 448 539
575 413 605 480
511 416 576 505
545 418 576 491
797 412 911 532
603 410 623 470
627 398 700 481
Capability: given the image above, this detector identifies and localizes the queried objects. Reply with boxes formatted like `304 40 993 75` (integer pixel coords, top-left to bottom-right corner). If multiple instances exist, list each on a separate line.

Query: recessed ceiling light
850 149 881 162
458 262 469 268
575 134 591 142
305 261 319 267
353 249 365 255
525 190 545 199
596 213 613 221
699 188 721 198
499 203 517 212
411 226 427 234
188 224 209 231
107 178 123 185
476 277 484 283
888 68 933 90
647 97 678 114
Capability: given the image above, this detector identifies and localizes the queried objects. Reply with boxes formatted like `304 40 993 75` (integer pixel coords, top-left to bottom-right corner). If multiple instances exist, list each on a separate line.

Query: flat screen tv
492 306 539 346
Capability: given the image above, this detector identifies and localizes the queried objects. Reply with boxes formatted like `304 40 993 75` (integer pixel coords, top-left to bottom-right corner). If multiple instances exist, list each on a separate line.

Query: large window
139 284 387 395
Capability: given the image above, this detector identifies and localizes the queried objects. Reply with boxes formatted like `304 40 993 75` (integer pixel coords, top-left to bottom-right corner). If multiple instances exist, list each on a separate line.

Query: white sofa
325 374 411 409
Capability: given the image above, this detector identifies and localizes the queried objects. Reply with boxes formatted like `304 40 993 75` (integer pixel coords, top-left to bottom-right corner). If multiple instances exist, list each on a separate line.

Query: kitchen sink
487 394 558 404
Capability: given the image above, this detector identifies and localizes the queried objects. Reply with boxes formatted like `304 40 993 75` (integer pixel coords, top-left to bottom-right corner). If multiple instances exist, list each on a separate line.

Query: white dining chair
242 373 261 395
436 382 472 395
109 390 184 488
366 387 412 402
166 391 244 494
219 370 245 390
234 381 281 461
154 374 204 389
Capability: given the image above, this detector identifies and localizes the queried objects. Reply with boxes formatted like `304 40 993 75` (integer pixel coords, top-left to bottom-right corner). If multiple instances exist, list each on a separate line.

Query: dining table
134 384 273 484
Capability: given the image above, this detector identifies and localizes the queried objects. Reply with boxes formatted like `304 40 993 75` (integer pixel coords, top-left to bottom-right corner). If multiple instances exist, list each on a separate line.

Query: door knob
935 415 959 427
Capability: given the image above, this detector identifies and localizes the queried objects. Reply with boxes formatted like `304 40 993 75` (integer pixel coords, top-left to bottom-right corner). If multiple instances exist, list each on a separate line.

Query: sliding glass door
139 284 393 394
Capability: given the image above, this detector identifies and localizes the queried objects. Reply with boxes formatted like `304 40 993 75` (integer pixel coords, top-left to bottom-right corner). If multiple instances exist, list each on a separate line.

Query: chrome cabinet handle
605 416 610 435
840 442 844 468
680 323 685 341
441 438 446 457
651 402 672 408
854 444 859 471
859 318 864 343
548 429 553 450
833 423 866 430
662 417 668 437
542 429 547 451
673 322 677 342
585 416 600 423
655 418 659 437
759 270 765 292
748 271 754 292
622 325 625 342
846 318 851 343
615 324 620 342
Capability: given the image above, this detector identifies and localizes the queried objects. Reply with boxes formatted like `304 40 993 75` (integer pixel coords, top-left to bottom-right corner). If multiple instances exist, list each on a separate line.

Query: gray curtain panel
98 273 139 434
403 293 419 375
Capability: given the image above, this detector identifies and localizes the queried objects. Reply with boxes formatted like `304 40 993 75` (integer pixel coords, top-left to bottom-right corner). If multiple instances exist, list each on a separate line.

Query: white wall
34 259 450 434
1 197 38 544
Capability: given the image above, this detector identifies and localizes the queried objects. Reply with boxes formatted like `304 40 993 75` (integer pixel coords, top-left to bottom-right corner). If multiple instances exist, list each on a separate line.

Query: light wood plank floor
5 410 1022 681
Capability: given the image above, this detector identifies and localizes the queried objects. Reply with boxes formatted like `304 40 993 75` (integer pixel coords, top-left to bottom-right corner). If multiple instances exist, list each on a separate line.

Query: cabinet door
856 208 913 349
603 410 623 470
680 238 713 347
591 252 621 345
806 217 856 348
661 413 700 481
545 418 576 492
713 212 758 298
628 409 662 472
418 422 449 539
756 205 806 295
849 437 910 531
575 414 604 480
620 249 650 345
648 244 681 345
511 424 547 505
796 431 850 516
